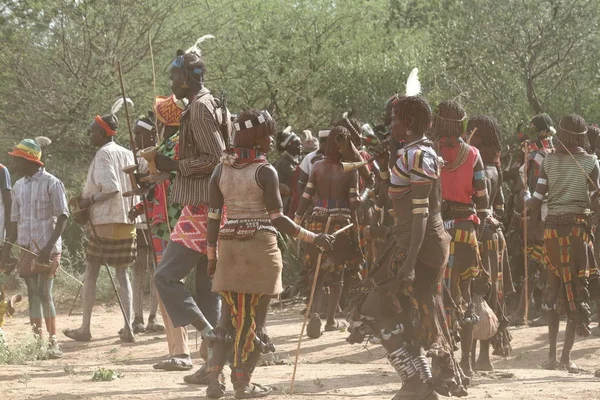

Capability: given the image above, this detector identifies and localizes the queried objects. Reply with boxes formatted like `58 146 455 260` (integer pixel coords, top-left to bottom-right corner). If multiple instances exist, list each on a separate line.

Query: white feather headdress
186 35 215 56
111 98 134 115
405 68 421 97
34 136 52 147
361 123 375 137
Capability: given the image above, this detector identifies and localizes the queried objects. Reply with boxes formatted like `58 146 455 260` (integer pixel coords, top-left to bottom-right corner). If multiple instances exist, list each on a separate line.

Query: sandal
146 319 165 333
235 383 272 399
153 355 193 371
132 320 146 334
324 320 347 332
184 365 211 385
63 328 92 342
119 329 136 343
206 381 226 399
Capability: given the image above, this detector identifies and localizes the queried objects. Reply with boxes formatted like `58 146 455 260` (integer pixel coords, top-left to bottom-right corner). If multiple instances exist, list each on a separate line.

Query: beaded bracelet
207 243 218 261
380 170 391 180
294 226 317 243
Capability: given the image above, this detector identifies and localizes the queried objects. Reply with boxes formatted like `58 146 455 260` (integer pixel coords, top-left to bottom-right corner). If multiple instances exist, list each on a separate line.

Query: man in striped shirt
154 48 231 384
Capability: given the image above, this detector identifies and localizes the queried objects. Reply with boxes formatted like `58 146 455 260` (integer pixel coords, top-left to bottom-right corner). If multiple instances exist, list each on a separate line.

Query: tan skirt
212 230 283 296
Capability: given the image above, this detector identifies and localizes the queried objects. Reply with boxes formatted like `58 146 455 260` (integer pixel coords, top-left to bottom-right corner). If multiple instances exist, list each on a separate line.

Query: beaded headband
94 115 116 136
136 120 154 131
281 132 300 148
234 110 272 132
559 121 587 135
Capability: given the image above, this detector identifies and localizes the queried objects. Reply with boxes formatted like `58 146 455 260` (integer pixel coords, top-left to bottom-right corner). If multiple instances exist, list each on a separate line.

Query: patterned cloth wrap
303 199 364 284
86 236 136 266
480 217 514 357
345 215 467 397
443 216 481 330
542 213 600 336
150 133 183 242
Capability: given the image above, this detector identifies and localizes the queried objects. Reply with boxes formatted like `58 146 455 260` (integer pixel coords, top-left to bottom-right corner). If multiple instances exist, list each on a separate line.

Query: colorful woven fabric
8 139 43 166
154 95 185 126
220 291 263 367
543 217 596 315
170 204 210 255
527 243 545 264
445 226 480 285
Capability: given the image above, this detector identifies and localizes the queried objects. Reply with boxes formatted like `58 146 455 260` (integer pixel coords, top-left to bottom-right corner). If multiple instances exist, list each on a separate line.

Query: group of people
1 37 600 400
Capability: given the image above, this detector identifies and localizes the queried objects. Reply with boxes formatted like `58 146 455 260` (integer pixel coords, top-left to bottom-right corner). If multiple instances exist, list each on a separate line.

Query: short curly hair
392 96 432 136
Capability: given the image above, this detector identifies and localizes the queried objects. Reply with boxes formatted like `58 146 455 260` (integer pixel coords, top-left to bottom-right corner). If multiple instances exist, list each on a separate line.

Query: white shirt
0 164 12 244
82 141 136 225
299 150 320 175
11 169 69 254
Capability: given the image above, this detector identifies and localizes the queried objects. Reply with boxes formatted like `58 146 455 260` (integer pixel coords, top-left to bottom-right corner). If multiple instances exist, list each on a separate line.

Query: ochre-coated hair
586 125 600 151
393 96 432 136
468 115 502 167
557 114 589 150
325 125 349 162
334 117 362 148
468 115 501 151
233 109 276 148
432 100 466 139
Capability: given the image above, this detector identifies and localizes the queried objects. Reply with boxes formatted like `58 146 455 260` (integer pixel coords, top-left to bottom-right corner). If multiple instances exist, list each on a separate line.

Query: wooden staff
523 143 529 327
148 31 157 100
290 216 333 395
117 61 160 269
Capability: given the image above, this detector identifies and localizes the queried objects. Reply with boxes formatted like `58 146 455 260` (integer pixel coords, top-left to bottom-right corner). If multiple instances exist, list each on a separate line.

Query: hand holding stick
290 216 333 394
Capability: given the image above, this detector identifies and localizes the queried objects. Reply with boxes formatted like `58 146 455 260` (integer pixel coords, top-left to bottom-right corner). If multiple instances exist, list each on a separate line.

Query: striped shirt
389 139 439 200
543 152 598 215
170 87 231 206
11 169 69 254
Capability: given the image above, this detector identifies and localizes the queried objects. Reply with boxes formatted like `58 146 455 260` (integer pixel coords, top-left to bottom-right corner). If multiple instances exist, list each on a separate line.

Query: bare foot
475 359 494 371
559 360 582 373
542 359 559 370
459 359 473 377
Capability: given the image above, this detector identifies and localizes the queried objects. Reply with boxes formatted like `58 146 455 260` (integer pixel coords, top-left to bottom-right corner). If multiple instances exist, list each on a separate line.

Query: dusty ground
1 301 600 400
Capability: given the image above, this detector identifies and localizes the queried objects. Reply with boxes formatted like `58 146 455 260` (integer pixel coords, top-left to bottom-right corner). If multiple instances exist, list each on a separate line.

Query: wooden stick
117 61 160 269
523 143 529 327
148 31 157 100
466 127 478 144
332 223 353 236
290 216 332 394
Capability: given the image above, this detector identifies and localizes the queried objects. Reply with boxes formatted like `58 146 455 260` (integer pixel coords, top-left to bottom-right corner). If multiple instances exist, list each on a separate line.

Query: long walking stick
290 216 333 395
523 144 529 327
117 61 160 268
69 283 83 317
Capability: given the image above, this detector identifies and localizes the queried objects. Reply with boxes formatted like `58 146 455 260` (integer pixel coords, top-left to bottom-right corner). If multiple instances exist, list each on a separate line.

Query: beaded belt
219 218 276 240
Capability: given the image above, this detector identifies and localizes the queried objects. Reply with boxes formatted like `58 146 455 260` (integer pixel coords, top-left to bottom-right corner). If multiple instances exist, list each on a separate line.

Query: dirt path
1 303 600 399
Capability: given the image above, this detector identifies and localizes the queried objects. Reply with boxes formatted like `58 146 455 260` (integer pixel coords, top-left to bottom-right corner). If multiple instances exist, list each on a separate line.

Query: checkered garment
86 235 137 266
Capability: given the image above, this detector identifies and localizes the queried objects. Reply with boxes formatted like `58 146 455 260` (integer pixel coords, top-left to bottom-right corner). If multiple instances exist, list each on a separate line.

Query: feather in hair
405 68 421 97
111 98 134 115
302 130 312 140
342 111 349 119
361 124 375 137
186 35 215 56
34 136 52 147
283 126 292 134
